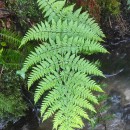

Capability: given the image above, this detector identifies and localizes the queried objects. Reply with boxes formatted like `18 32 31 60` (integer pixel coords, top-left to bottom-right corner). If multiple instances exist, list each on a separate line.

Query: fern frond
0 49 23 69
0 29 24 69
0 29 22 47
19 0 108 129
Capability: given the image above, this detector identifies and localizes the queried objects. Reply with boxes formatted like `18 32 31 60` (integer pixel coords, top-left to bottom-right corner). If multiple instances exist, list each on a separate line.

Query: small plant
19 0 107 130
97 0 121 15
0 29 22 68
89 86 112 130
0 29 33 69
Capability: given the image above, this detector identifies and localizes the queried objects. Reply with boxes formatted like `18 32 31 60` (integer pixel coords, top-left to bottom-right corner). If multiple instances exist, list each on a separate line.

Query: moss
97 0 121 15
0 70 27 118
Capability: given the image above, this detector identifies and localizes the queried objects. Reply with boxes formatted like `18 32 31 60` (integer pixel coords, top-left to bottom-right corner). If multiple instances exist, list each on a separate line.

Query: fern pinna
19 0 107 130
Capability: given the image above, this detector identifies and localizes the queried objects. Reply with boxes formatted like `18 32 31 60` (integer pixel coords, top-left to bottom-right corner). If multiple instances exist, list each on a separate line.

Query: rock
0 119 7 129
124 89 130 102
38 118 53 130
21 124 29 130
94 119 125 130
106 119 125 130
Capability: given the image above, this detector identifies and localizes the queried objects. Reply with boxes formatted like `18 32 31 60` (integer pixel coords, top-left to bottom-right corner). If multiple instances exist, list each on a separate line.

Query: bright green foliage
19 0 107 130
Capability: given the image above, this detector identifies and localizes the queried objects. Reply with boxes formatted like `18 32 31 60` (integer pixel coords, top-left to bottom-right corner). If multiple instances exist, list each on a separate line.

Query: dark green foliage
0 29 22 68
97 0 121 15
0 29 29 120
19 0 108 130
0 29 34 69
0 71 27 118
0 29 22 47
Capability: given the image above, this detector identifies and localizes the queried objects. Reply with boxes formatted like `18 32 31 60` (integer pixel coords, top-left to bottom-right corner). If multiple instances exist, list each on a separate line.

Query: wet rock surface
94 119 125 130
97 36 130 130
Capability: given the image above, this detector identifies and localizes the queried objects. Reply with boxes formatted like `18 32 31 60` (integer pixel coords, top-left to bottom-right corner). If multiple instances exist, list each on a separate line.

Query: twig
109 17 112 28
0 65 4 79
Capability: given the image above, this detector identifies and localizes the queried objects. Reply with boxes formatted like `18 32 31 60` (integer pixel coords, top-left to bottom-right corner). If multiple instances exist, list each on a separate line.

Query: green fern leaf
19 0 108 129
